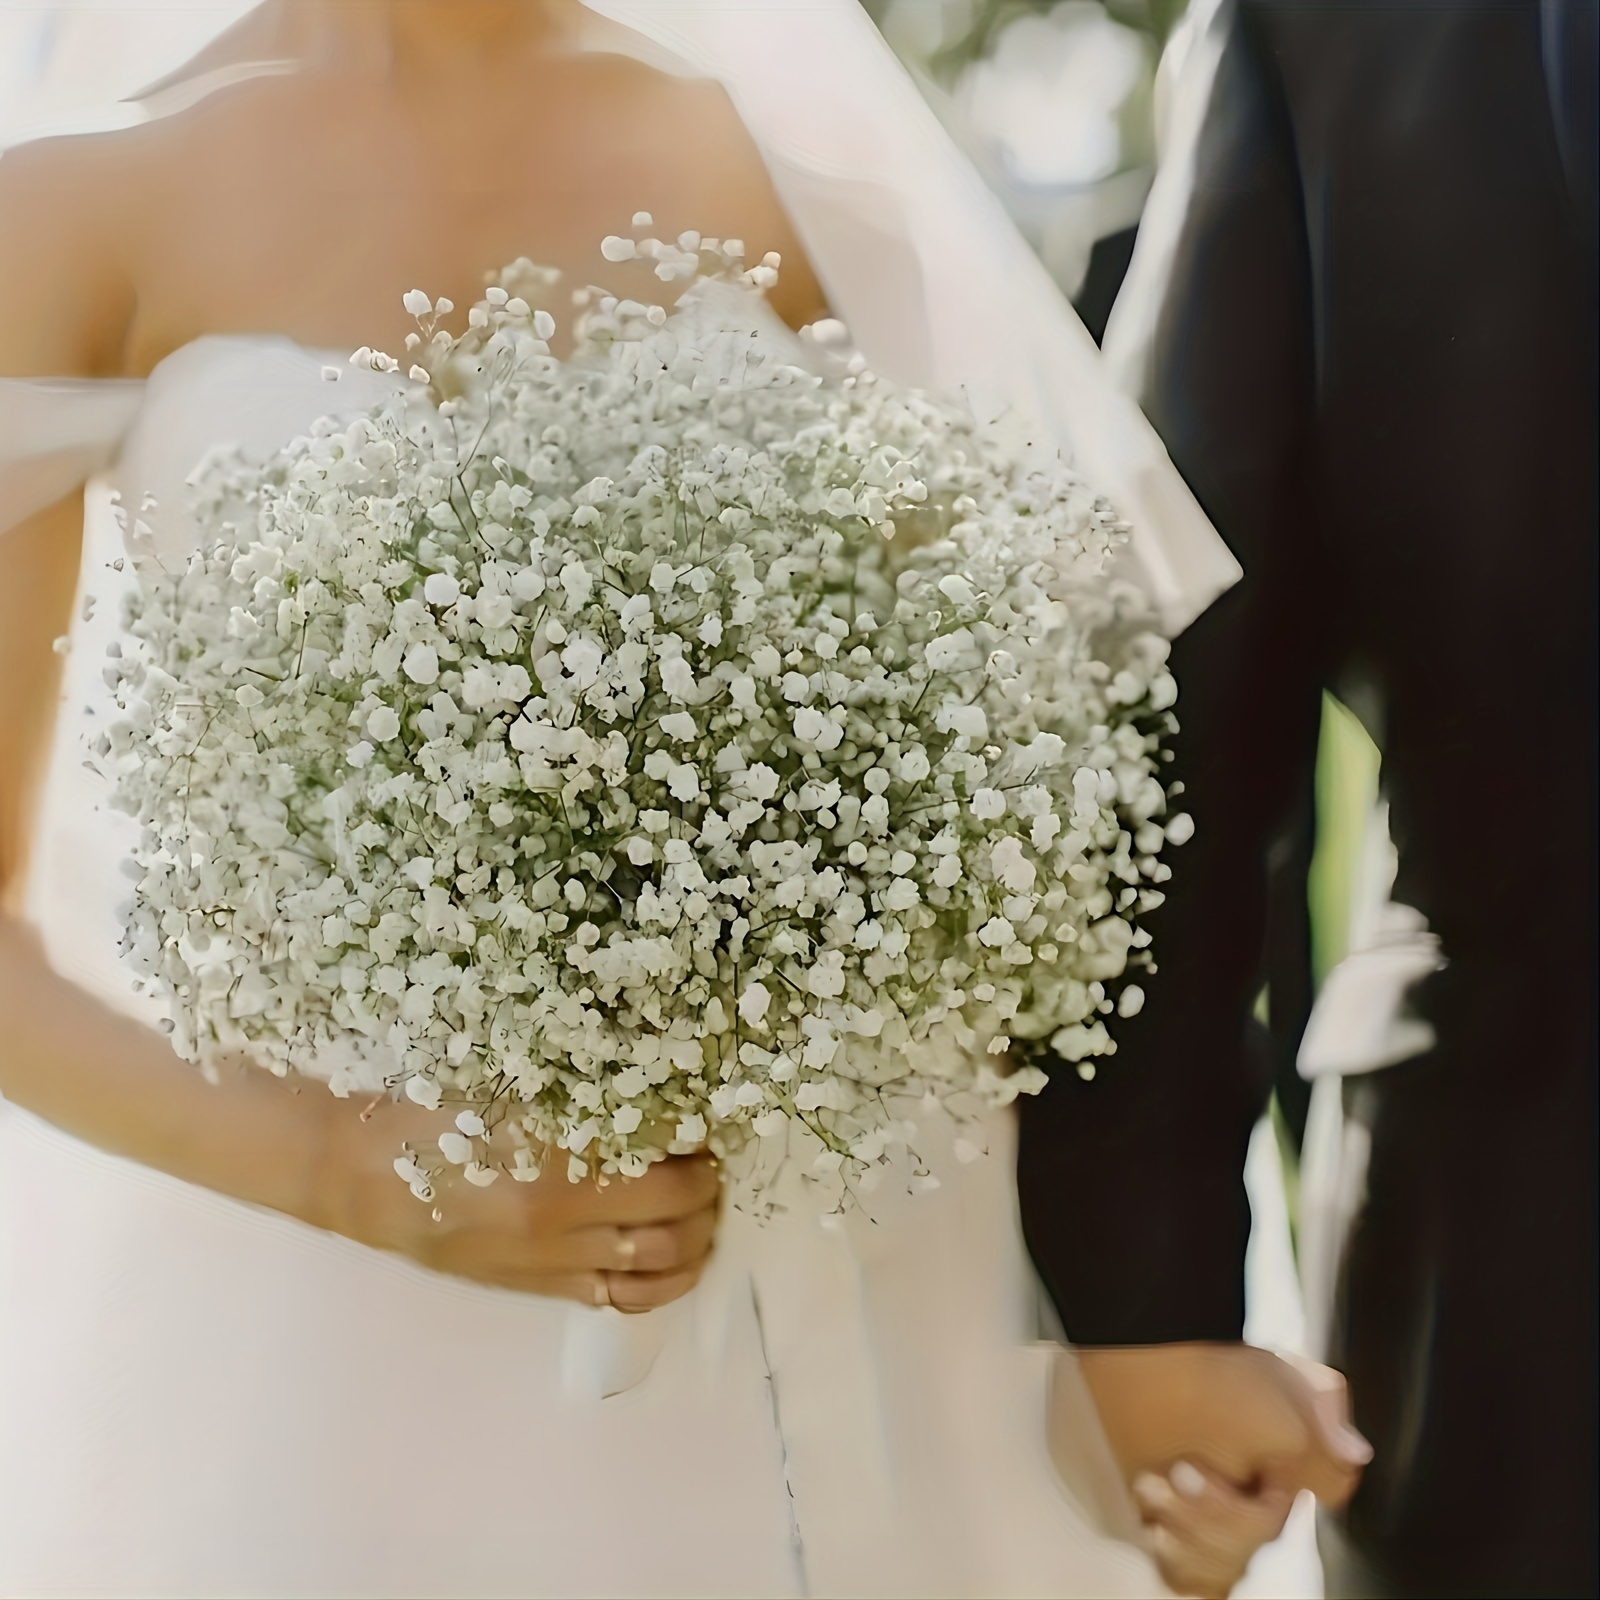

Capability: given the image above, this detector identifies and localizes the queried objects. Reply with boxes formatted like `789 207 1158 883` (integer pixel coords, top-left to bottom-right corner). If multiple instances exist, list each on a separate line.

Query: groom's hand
1077 1342 1372 1506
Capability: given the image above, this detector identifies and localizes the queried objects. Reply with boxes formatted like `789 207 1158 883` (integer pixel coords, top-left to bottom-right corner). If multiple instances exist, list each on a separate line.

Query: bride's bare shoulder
0 132 140 377
0 79 302 377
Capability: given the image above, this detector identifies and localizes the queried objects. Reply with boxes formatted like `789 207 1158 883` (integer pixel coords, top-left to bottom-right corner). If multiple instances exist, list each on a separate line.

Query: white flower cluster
106 230 1186 1194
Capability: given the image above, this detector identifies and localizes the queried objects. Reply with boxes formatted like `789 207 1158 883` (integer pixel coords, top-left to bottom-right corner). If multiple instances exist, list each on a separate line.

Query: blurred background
864 0 1172 337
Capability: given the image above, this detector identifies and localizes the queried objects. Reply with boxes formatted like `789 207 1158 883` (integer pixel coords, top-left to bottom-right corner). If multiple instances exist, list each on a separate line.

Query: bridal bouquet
105 227 1183 1197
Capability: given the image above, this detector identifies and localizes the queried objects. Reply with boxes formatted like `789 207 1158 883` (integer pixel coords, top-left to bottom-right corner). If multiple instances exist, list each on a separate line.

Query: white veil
1 0 1240 633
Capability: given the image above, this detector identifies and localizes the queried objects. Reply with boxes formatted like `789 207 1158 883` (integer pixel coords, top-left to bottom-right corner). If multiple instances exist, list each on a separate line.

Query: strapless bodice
0 335 405 558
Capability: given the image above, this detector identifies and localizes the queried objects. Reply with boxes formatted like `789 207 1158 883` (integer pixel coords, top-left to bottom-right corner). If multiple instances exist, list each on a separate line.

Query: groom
1020 1 1597 1595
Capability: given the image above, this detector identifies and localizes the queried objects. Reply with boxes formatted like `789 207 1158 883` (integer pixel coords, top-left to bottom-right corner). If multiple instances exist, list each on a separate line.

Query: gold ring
594 1273 613 1308
615 1231 638 1270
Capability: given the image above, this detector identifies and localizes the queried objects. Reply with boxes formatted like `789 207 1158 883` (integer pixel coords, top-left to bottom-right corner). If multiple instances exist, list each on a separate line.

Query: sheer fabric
0 0 1240 635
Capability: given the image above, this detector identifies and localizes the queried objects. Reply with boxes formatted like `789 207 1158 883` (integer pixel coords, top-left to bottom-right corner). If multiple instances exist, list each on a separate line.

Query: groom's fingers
1077 1344 1374 1514
1285 1436 1366 1509
1260 1356 1376 1504
1273 1357 1372 1507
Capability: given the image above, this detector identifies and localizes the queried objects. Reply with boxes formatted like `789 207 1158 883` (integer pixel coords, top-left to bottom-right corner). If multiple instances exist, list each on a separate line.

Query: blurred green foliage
1309 694 1382 983
1276 696 1381 1228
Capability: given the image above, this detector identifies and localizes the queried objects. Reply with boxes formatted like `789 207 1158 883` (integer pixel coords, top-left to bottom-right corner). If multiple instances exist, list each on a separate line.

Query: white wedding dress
0 4 1315 1596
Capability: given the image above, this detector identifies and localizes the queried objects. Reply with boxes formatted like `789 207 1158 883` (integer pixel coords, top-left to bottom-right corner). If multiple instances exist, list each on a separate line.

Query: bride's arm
0 148 716 1308
0 494 317 1245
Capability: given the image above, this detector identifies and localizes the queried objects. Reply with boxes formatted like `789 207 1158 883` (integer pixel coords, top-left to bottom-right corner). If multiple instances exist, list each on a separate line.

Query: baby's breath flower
110 229 1180 1194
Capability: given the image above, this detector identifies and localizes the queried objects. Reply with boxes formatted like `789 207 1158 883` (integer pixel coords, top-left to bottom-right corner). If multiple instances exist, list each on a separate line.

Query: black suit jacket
1017 2 1597 1590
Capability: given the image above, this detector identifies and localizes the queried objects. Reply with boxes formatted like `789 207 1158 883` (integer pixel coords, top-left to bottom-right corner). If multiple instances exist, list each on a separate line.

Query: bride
0 3 1277 1595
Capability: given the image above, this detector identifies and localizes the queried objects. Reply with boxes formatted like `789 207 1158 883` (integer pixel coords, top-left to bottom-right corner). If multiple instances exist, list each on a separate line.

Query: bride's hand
0 913 718 1311
309 1097 721 1308
1131 1460 1295 1598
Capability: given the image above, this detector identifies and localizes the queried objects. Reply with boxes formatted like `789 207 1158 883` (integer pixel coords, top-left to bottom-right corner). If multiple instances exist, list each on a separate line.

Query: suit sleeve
1016 6 1330 1346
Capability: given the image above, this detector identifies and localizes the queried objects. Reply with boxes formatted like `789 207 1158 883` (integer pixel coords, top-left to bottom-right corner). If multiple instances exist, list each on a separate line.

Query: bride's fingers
550 1206 720 1275
578 1153 721 1226
605 1257 710 1313
1141 1520 1238 1600
537 1260 710 1313
1133 1465 1293 1595
612 1207 719 1273
513 1272 613 1307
